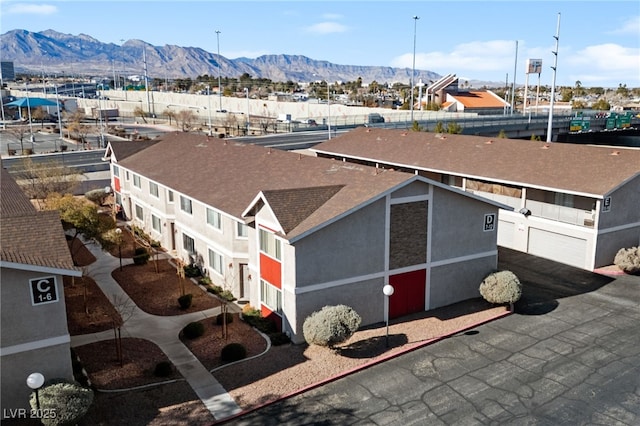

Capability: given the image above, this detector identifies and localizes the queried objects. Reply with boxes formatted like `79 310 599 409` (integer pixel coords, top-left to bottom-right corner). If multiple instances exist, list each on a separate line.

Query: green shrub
183 263 201 278
216 312 234 325
84 188 108 206
178 294 193 310
241 308 277 334
198 276 213 286
269 332 291 346
133 247 150 265
30 379 93 426
154 361 173 377
182 321 205 339
219 290 236 302
479 270 522 304
614 246 640 275
220 343 247 362
303 305 362 348
207 284 223 295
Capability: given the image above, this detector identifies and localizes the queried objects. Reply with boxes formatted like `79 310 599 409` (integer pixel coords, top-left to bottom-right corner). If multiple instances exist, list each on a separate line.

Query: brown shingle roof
0 168 79 273
261 185 344 234
118 133 414 240
106 140 161 162
312 127 640 197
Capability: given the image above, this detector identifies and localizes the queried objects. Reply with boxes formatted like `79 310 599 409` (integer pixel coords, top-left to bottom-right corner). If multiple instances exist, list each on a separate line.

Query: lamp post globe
383 284 395 297
27 372 45 410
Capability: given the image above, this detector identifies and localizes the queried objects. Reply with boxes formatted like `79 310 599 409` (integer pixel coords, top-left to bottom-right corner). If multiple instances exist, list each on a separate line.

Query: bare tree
218 263 238 340
109 293 136 367
176 109 197 132
133 106 147 123
65 110 90 147
13 157 82 207
163 108 177 127
31 107 48 129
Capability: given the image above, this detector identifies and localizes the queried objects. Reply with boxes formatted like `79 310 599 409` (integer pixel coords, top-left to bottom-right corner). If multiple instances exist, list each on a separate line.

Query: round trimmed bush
178 293 193 310
216 312 234 325
614 246 640 275
220 343 247 362
182 321 205 339
29 378 93 426
133 247 150 265
479 270 522 304
303 304 362 348
154 361 173 377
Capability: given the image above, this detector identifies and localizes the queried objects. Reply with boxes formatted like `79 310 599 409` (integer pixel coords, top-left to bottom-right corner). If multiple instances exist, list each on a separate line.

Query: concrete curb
212 308 513 424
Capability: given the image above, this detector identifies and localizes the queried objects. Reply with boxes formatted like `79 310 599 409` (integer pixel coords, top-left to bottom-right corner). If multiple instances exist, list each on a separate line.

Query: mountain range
1 29 444 85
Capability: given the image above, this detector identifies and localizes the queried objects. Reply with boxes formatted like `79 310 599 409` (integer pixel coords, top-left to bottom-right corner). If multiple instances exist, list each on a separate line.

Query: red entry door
388 269 426 319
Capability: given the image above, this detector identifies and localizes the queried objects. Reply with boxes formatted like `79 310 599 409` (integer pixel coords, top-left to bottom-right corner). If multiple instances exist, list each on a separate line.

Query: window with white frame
261 280 282 313
152 214 161 233
208 248 223 275
259 228 281 260
168 190 174 203
180 196 192 214
135 204 144 220
133 174 141 188
149 182 159 198
236 221 248 238
183 234 195 254
113 165 120 177
206 208 222 230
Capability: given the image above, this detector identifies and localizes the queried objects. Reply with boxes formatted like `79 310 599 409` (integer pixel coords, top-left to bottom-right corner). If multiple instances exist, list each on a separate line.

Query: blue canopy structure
5 97 59 108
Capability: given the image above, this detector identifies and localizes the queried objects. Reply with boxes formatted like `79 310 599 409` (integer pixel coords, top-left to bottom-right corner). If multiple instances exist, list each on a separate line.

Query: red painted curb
213 308 512 424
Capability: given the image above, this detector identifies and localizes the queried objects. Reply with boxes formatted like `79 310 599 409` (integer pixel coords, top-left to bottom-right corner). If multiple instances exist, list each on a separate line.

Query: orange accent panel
260 253 281 289
114 176 121 193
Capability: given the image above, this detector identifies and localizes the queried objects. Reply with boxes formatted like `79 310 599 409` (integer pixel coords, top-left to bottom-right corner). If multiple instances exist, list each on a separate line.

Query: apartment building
105 133 506 343
312 127 640 270
0 168 81 411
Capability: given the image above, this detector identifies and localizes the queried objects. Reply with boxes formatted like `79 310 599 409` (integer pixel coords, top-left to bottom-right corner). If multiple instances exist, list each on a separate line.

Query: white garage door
528 228 587 269
497 220 515 248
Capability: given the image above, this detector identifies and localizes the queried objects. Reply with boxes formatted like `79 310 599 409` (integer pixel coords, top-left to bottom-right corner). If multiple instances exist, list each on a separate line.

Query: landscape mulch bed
74 338 181 390
64 275 121 335
111 259 220 316
180 313 269 371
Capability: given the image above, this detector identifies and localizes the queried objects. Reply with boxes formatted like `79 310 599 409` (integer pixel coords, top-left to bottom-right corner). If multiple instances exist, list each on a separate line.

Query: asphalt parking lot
223 249 640 425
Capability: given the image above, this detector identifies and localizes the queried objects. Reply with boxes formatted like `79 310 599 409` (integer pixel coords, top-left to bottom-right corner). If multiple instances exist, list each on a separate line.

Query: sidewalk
69 240 242 421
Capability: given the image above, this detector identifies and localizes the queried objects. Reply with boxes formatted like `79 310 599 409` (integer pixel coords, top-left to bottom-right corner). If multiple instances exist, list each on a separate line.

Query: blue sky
2 0 639 88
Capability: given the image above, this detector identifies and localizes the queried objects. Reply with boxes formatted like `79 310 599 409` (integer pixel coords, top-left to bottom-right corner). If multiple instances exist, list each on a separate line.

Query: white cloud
6 3 57 15
606 15 640 36
564 43 640 86
305 22 348 35
391 40 518 73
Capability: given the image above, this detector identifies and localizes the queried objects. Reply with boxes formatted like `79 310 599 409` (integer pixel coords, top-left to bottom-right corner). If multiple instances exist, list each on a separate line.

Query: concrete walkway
69 240 241 421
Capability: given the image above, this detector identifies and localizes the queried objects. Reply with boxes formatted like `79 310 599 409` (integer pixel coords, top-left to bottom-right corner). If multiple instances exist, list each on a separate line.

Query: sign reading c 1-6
29 276 59 306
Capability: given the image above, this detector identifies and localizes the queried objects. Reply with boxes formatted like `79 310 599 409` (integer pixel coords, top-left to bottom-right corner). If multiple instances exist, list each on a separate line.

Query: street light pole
25 82 35 143
207 85 212 136
215 30 222 112
327 80 332 140
115 228 123 271
245 87 250 134
546 13 561 143
411 15 419 124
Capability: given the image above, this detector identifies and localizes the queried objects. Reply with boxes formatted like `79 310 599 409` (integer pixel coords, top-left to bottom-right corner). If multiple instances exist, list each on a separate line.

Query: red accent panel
260 304 282 332
260 253 281 289
388 269 426 319
114 176 121 193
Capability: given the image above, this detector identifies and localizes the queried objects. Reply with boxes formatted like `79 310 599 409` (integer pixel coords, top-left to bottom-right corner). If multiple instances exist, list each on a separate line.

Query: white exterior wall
114 164 249 296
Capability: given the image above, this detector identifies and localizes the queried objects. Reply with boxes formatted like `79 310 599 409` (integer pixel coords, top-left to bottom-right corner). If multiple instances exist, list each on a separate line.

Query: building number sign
602 196 611 213
29 276 59 306
484 213 496 232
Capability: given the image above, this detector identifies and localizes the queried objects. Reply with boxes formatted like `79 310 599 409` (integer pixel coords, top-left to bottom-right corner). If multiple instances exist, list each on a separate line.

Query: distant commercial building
0 61 15 82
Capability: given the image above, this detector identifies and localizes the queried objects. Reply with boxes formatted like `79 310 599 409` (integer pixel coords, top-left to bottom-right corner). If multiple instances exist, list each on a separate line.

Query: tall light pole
327 80 332 140
207 85 212 135
245 87 250 134
25 82 35 143
510 40 518 115
410 15 419 124
54 84 63 150
547 13 561 143
215 30 222 112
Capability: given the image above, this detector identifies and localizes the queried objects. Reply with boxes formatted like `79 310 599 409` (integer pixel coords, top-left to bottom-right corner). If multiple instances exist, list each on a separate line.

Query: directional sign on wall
29 276 59 306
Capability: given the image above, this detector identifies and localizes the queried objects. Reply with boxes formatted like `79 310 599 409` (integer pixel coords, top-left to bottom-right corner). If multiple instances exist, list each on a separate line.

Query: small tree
303 305 361 348
29 379 93 426
12 157 81 208
133 106 147 123
479 270 522 308
109 293 135 366
176 109 197 132
433 121 445 133
45 193 116 263
613 246 640 275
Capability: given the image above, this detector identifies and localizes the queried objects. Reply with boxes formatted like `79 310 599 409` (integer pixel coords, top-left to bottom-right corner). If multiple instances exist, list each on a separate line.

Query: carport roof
312 127 640 197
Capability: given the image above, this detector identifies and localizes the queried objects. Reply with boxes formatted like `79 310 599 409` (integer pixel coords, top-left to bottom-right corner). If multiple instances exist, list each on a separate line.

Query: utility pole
410 16 419 123
216 30 222 112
